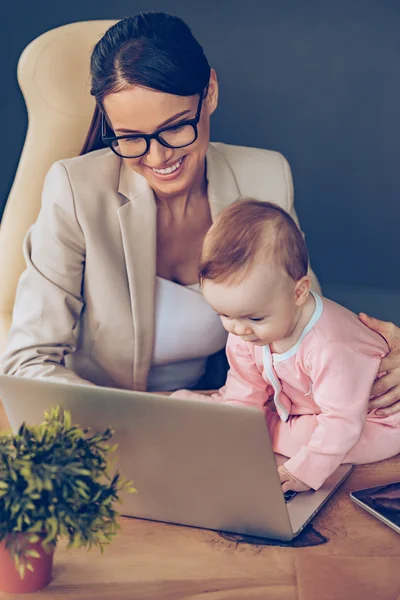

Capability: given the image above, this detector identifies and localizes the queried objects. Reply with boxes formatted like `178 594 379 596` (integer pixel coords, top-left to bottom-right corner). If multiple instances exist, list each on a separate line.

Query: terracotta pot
0 534 55 593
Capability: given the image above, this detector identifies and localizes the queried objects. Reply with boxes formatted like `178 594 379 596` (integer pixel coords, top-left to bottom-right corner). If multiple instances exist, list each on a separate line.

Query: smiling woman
101 91 204 166
1 12 399 410
102 86 208 196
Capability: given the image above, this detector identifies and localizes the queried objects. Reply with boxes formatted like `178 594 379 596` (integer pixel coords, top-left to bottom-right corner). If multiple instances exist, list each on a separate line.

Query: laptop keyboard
284 490 298 503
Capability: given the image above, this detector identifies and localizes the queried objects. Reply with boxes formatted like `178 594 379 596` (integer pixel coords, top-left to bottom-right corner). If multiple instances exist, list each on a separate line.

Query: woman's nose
145 138 173 166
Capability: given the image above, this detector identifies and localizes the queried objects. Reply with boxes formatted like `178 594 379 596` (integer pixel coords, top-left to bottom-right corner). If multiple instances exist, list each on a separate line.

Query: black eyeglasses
102 92 204 159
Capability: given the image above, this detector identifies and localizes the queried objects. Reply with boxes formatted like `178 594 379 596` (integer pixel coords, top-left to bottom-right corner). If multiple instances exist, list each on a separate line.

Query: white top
146 277 228 392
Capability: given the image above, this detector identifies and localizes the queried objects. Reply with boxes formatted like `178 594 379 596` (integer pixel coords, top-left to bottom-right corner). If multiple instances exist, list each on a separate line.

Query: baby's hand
278 465 311 493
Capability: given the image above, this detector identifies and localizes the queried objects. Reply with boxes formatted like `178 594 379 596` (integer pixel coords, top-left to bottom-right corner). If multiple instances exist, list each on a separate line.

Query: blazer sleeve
0 162 94 385
172 334 271 408
283 341 382 490
280 154 322 294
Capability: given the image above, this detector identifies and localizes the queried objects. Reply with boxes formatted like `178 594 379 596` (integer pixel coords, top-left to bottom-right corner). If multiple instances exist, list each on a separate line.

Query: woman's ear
294 276 311 306
206 69 219 115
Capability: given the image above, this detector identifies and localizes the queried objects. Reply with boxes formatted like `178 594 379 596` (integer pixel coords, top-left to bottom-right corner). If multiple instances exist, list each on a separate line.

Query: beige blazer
0 142 320 391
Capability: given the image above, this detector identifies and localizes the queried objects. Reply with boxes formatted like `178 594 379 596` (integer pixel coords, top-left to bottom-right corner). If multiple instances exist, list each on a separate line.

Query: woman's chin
153 176 190 196
146 154 203 197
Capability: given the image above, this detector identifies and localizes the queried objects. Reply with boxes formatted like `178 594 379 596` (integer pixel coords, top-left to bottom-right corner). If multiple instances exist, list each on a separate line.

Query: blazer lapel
115 144 240 390
117 161 157 391
206 143 241 220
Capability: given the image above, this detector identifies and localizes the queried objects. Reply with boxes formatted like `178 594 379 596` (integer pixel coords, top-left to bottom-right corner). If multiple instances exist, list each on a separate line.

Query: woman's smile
146 155 187 181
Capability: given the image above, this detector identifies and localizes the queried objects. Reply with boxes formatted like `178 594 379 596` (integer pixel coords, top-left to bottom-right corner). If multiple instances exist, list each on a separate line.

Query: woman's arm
359 313 400 416
0 163 93 386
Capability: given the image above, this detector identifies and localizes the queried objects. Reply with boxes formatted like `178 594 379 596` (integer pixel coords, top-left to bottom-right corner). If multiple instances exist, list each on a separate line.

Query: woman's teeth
152 158 183 175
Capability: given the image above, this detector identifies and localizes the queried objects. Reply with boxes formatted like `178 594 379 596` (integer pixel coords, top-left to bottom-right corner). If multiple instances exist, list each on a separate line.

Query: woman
1 13 399 415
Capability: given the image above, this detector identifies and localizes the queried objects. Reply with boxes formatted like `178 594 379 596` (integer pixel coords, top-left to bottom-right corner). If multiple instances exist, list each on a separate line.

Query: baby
174 199 400 492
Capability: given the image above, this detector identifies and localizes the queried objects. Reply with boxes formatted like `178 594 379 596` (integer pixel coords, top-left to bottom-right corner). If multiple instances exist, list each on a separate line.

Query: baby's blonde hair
199 198 308 283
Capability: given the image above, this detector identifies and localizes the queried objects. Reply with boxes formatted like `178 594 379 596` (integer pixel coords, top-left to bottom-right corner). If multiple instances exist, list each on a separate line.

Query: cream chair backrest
0 20 116 353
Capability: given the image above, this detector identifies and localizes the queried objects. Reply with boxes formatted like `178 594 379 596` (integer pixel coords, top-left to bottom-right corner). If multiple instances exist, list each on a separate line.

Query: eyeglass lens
111 124 197 158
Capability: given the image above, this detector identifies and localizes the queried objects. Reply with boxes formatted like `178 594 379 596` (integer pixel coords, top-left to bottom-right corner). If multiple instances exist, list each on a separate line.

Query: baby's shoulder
307 296 388 357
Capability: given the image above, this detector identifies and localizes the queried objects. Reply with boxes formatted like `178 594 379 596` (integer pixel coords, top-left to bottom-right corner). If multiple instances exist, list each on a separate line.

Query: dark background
1 0 399 317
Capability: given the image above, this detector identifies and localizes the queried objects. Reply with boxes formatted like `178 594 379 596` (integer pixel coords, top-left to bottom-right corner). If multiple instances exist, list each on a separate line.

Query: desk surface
0 402 399 600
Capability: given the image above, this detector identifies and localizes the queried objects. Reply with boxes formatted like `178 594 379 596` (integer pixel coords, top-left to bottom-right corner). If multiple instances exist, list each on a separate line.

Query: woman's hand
278 465 311 493
359 313 400 416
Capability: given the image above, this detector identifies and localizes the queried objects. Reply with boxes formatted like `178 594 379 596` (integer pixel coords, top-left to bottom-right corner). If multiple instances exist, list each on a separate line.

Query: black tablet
350 482 400 534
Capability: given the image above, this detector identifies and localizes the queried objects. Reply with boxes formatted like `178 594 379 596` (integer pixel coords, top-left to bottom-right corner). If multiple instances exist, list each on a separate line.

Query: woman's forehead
103 86 197 132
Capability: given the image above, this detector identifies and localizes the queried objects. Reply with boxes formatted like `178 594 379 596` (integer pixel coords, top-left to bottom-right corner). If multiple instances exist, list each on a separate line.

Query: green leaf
25 549 40 559
27 535 40 544
43 479 53 491
63 411 71 430
43 517 58 544
69 468 91 476
28 521 43 533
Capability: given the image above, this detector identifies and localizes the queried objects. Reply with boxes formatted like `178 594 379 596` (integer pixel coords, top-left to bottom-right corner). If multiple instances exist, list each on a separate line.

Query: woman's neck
154 159 208 216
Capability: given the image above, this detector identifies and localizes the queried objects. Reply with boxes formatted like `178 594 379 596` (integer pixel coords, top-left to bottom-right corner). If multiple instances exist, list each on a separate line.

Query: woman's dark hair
81 12 211 154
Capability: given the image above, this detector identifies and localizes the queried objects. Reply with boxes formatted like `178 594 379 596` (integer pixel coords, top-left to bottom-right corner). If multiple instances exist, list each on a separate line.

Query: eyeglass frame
101 91 205 159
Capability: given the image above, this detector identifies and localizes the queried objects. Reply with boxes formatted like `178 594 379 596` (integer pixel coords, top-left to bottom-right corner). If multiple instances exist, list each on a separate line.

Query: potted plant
0 406 135 593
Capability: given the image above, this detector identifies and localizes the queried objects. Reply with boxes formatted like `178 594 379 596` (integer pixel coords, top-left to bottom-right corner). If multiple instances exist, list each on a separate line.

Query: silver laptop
0 375 351 541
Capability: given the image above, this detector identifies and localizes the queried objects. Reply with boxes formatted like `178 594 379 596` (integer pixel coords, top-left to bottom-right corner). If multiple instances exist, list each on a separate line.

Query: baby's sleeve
284 341 383 490
172 334 270 409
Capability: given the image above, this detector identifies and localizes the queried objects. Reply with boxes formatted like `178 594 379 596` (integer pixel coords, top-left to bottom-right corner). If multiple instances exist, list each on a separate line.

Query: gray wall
1 1 399 318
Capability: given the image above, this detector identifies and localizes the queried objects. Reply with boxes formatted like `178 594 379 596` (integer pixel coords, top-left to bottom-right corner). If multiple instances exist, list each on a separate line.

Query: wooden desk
0 403 399 600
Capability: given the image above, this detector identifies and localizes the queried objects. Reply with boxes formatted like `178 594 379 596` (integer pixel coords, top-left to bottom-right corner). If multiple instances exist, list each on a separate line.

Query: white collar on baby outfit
271 291 323 363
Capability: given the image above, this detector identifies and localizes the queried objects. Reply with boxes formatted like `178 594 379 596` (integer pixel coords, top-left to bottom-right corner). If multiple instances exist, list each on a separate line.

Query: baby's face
202 262 301 347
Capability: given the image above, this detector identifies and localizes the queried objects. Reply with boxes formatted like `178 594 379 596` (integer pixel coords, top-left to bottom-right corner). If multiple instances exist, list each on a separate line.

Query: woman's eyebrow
115 109 192 134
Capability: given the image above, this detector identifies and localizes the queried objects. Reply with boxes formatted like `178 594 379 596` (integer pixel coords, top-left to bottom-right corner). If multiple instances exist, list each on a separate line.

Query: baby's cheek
221 319 234 334
257 324 269 337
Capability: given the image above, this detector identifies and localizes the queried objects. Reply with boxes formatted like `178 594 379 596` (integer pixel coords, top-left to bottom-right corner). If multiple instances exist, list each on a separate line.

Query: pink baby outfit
173 292 400 490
